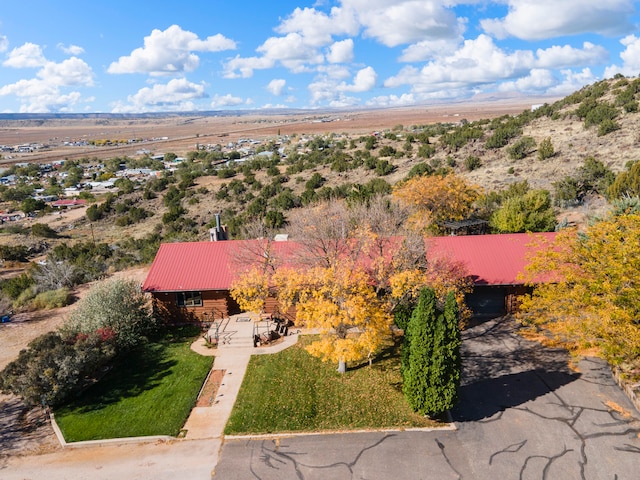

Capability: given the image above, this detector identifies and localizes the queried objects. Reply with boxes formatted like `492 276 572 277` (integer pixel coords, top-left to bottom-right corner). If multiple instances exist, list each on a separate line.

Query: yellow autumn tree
392 173 482 233
289 266 392 373
517 213 640 366
230 197 474 372
230 267 271 314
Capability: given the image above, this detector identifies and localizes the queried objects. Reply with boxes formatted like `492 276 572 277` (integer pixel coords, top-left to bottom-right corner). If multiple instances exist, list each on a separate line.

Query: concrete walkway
181 314 301 469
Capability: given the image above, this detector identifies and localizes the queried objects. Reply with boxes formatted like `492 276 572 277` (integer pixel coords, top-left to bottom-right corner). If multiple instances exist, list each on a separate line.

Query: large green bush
490 189 556 233
62 278 155 350
507 137 536 160
0 244 29 262
537 137 555 160
485 122 522 149
464 155 482 171
0 330 117 407
1 273 35 299
31 223 58 238
30 288 72 309
609 161 640 199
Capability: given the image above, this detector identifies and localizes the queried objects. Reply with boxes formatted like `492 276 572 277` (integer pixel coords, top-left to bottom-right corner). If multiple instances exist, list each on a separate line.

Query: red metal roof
142 232 557 292
428 232 557 285
142 240 299 292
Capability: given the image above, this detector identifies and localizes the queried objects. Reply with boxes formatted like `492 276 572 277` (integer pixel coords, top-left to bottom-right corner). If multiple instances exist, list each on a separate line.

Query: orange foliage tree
392 173 482 233
517 213 640 366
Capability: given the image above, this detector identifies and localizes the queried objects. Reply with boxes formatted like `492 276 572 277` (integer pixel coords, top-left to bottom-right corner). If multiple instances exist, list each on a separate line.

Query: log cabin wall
151 290 240 324
505 285 533 313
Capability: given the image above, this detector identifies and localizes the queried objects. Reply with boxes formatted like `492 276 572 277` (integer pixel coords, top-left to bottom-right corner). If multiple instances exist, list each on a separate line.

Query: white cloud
481 0 635 40
224 32 326 78
327 95 361 108
0 35 8 53
337 66 377 92
366 93 416 107
604 35 640 78
3 42 47 68
0 77 85 113
385 35 534 95
327 39 354 63
498 67 596 98
223 56 275 79
210 94 244 108
343 0 464 47
112 78 208 113
223 0 466 77
0 78 58 98
307 65 372 106
275 6 359 46
318 64 353 80
0 51 94 112
57 43 85 56
267 79 286 96
536 42 609 69
382 33 607 100
259 103 289 109
39 57 95 86
498 69 557 93
257 33 325 72
108 25 236 75
399 39 461 62
546 68 597 96
222 5 357 78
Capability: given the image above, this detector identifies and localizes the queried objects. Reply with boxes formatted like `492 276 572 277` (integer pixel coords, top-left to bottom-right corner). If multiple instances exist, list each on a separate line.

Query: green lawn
225 336 441 435
55 327 213 442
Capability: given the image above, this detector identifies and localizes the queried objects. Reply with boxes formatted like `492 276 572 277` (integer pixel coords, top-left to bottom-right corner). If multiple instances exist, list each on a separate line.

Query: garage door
465 287 506 317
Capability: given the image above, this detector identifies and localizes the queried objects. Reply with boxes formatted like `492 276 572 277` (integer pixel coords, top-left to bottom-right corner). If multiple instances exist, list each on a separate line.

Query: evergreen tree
402 288 462 416
402 288 437 413
435 292 462 412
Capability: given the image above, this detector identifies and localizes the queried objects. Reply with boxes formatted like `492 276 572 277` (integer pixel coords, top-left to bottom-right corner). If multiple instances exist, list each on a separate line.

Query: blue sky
0 1 639 113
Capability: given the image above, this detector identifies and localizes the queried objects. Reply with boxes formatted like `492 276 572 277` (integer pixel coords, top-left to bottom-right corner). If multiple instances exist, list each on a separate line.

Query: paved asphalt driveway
214 317 640 479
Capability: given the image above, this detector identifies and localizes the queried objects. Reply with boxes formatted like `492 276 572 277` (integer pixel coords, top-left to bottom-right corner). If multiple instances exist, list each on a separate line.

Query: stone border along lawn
225 336 444 435
54 327 213 442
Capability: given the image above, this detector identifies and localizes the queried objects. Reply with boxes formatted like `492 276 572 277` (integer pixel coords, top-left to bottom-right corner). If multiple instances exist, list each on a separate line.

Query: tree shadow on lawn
64 342 177 414
346 338 405 393
348 337 403 373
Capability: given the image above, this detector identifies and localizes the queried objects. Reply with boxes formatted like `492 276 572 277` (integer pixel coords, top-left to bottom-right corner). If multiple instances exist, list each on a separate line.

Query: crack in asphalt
435 438 463 479
518 446 573 480
489 440 527 465
250 434 396 479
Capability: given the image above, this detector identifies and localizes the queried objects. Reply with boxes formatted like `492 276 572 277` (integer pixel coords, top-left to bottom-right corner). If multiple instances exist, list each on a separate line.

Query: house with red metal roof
427 232 556 316
142 232 556 323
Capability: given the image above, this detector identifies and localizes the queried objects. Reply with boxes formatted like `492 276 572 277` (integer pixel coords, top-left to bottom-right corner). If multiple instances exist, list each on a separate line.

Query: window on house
176 291 203 307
